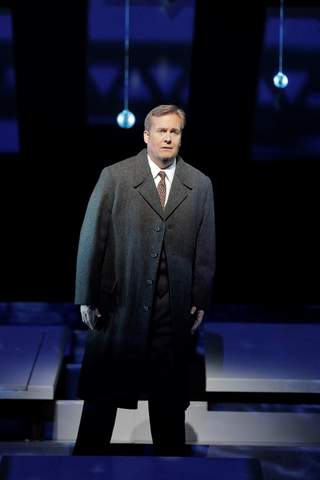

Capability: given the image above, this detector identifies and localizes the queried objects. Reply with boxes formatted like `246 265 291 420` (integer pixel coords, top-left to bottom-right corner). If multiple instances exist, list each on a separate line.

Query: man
72 104 215 456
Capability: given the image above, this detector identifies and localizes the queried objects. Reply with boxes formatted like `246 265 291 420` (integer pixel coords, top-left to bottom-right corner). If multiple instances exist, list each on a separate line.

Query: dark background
0 0 319 306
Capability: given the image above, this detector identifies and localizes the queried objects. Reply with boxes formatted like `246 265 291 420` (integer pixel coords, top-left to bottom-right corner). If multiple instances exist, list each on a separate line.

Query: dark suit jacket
75 149 216 408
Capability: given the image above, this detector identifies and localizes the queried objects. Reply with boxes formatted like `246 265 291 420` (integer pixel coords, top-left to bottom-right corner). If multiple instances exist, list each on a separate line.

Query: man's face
144 113 182 168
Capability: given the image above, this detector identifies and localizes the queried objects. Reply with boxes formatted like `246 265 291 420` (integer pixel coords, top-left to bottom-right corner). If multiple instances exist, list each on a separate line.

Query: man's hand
191 306 204 335
80 305 101 330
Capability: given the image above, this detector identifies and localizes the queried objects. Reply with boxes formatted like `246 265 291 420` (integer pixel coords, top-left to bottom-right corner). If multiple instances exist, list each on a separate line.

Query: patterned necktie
157 171 166 210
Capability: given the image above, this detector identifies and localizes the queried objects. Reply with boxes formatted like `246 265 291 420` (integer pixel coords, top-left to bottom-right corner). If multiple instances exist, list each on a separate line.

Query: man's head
144 104 186 168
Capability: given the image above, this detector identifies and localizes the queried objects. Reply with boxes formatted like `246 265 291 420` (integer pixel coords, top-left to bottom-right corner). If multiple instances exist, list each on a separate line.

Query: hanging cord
273 0 288 88
124 0 130 111
117 0 135 128
278 0 284 74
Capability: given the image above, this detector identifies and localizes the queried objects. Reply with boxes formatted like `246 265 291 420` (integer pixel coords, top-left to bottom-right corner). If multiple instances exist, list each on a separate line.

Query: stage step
49 400 320 446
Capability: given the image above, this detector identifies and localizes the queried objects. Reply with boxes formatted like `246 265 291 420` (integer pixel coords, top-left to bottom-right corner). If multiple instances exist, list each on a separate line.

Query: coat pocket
100 279 118 315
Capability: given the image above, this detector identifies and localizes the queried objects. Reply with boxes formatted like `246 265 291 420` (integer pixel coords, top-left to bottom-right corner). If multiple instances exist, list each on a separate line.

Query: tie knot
158 171 166 180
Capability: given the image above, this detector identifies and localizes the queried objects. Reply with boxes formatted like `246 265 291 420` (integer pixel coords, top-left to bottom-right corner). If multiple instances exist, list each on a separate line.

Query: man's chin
159 156 175 167
160 150 178 162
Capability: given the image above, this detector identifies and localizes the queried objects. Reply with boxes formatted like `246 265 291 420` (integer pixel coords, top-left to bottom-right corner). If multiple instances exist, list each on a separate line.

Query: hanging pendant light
273 0 288 88
117 0 136 128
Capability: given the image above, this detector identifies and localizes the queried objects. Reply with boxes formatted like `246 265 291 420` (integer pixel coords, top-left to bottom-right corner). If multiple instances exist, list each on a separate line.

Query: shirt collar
147 155 176 184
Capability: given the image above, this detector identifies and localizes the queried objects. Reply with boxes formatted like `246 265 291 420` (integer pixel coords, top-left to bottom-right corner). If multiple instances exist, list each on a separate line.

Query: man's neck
148 156 175 170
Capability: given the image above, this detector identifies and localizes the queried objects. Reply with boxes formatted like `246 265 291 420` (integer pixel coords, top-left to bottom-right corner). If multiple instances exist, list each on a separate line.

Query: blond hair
144 104 186 131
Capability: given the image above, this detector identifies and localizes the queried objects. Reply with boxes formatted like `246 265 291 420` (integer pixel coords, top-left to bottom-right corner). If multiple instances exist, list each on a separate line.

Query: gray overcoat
75 149 215 408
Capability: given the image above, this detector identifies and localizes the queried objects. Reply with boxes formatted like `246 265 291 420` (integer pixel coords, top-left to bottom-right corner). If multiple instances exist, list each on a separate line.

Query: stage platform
0 455 264 480
1 303 320 480
204 322 320 393
49 320 320 447
0 326 69 400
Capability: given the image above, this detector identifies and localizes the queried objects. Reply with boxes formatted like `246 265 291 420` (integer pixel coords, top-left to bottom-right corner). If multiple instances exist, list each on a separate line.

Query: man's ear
143 130 149 144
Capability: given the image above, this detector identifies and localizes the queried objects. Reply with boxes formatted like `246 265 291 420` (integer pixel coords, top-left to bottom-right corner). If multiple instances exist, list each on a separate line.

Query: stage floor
0 442 319 480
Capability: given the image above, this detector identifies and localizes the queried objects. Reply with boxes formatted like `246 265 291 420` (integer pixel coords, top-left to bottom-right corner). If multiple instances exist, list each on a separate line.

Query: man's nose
164 134 172 143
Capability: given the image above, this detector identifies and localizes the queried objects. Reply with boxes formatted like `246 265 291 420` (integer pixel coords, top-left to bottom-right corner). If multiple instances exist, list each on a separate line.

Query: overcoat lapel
134 170 164 215
164 174 188 218
164 157 192 219
130 151 158 213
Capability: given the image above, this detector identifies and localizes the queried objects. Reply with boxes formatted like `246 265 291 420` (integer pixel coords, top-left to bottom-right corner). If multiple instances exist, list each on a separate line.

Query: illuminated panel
86 0 196 126
251 8 320 161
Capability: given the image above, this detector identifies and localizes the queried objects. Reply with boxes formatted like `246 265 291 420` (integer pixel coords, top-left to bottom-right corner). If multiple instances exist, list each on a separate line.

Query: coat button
155 225 160 232
143 305 150 311
151 253 158 258
147 280 153 285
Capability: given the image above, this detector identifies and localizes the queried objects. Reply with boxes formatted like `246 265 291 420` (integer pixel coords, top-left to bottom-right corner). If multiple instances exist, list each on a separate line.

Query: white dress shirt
148 155 176 207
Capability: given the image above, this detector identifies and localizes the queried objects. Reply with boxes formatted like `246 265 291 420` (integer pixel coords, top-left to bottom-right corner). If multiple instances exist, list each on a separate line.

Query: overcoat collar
132 149 193 218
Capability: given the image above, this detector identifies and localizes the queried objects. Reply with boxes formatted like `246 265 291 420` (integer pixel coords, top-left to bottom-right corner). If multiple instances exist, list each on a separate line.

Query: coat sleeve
192 176 216 311
74 168 113 306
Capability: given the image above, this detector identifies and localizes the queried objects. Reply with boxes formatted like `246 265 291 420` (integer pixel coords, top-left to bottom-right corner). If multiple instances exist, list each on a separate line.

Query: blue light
273 71 289 88
116 109 136 129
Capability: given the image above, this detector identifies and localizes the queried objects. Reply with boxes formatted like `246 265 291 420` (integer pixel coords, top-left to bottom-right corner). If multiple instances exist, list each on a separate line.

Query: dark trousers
145 289 186 456
73 290 186 457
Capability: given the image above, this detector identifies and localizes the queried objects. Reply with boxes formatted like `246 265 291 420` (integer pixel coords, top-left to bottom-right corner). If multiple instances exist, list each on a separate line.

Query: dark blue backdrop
0 0 319 306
